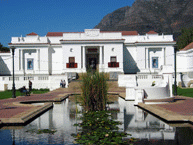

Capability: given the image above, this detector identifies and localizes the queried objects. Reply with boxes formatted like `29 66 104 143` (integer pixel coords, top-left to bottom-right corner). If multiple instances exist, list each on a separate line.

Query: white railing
137 74 163 80
0 74 68 91
24 76 34 80
38 76 49 80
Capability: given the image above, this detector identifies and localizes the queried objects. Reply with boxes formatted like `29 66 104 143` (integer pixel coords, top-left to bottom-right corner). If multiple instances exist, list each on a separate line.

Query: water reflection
0 96 193 145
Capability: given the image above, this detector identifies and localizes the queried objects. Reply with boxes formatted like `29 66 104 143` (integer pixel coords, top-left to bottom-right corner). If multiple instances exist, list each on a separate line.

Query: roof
60 39 125 42
26 32 38 36
47 32 64 37
46 31 139 37
101 31 138 36
147 31 158 34
0 51 10 53
47 32 82 37
180 42 193 51
121 31 138 36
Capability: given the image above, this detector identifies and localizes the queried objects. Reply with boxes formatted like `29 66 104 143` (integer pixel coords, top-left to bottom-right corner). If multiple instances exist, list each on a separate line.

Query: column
145 48 149 68
162 47 165 65
83 46 86 69
19 49 21 70
99 46 103 68
38 49 40 70
20 49 23 71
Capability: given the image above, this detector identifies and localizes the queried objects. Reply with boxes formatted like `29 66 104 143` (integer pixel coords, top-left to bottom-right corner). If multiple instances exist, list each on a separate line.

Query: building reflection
108 97 176 141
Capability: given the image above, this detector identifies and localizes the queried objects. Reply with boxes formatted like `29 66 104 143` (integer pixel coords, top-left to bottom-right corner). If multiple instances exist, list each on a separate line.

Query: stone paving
137 96 193 125
0 81 193 127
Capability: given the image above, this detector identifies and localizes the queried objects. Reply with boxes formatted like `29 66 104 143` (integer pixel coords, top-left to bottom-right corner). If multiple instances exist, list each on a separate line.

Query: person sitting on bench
20 86 30 96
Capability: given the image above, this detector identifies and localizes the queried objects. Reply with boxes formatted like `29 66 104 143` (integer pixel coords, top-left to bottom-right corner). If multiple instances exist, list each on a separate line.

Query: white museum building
0 29 175 98
177 42 193 87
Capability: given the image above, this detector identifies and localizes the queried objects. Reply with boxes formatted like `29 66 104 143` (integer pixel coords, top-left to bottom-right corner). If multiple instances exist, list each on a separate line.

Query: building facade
0 29 175 91
7 29 175 75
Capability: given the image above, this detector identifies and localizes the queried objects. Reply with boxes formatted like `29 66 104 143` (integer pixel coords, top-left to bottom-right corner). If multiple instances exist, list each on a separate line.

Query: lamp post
174 45 177 96
10 46 16 98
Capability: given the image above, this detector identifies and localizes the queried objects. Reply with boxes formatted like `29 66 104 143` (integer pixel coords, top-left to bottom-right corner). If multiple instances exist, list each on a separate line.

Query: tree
0 43 10 52
177 27 193 50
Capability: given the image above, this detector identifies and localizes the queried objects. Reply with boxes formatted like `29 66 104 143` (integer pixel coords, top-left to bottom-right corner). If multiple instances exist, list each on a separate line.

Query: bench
19 88 31 96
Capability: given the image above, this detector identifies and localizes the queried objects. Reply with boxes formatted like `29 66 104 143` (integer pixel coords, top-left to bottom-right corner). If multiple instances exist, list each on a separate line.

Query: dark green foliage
73 111 130 145
177 27 193 50
0 43 10 52
81 71 108 111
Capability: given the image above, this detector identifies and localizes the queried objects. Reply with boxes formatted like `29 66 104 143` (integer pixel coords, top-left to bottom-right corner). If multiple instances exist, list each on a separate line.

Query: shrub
80 71 108 111
73 111 129 145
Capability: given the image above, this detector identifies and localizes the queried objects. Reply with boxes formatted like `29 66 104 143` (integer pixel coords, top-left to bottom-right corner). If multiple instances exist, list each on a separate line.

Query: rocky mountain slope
95 0 193 37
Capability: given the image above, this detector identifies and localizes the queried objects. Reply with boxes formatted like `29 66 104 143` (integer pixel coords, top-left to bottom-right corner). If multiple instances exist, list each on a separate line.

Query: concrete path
138 96 193 125
0 87 80 126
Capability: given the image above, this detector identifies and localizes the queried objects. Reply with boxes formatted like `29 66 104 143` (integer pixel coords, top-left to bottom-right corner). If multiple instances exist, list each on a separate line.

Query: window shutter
66 63 69 68
108 62 111 67
74 63 77 68
116 62 119 67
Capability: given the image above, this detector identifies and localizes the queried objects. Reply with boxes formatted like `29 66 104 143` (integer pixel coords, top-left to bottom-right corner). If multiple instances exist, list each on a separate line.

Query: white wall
177 49 193 73
103 43 124 73
0 53 12 75
62 44 82 73
49 46 63 74
0 74 68 91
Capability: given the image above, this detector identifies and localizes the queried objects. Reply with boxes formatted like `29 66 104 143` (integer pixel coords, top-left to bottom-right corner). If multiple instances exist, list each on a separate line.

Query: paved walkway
0 81 193 126
138 96 193 125
0 87 78 125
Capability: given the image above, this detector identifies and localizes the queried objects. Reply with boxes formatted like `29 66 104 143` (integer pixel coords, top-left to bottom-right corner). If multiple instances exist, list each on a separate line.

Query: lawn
0 89 50 100
177 87 193 98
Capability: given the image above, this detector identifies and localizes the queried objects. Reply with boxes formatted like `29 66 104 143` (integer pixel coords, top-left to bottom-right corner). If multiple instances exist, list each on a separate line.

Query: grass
0 89 50 100
176 87 193 98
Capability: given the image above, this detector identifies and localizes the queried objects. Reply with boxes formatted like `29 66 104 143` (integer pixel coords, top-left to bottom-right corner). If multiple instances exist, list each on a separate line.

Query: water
0 96 193 145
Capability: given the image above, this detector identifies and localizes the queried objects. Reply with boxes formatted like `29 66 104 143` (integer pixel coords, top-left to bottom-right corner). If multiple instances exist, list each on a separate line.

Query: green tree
177 27 193 50
0 43 10 52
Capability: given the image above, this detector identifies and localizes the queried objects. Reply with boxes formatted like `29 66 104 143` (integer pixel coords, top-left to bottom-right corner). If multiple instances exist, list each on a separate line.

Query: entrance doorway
86 54 99 71
85 47 99 71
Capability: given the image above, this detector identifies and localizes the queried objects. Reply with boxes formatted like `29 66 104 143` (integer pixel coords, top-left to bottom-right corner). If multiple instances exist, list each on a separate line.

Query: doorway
86 54 99 71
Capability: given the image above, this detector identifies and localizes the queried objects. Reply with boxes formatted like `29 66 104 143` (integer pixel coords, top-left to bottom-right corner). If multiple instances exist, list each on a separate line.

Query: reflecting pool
0 96 193 145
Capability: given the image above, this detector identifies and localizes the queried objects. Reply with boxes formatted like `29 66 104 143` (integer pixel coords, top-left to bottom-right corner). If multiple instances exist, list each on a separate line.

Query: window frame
27 58 34 70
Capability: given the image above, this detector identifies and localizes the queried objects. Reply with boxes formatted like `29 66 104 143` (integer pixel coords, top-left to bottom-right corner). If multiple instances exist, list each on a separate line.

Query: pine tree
177 27 193 50
0 43 10 52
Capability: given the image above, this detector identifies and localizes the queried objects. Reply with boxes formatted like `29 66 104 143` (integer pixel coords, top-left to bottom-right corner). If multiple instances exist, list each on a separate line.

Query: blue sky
0 0 135 47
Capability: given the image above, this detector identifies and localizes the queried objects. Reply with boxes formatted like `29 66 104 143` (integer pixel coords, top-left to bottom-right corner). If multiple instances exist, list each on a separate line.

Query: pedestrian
60 80 63 88
29 80 32 92
63 80 66 88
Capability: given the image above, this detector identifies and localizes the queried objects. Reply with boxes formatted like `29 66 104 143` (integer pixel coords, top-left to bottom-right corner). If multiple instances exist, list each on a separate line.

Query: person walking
29 80 32 92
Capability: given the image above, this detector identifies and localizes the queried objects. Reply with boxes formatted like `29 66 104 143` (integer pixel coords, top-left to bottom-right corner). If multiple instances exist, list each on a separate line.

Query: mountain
95 0 193 38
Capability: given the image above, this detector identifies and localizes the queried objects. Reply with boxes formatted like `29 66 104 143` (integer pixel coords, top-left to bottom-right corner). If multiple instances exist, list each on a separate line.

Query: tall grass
81 71 108 111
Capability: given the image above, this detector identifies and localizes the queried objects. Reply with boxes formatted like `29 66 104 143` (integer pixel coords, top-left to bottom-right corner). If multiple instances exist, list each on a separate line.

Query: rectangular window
69 57 75 63
111 56 116 62
67 57 77 68
152 57 158 68
108 56 119 68
27 58 33 70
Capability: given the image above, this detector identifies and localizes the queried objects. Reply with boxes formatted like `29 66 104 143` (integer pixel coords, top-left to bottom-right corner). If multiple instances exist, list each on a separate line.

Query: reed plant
81 71 108 111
